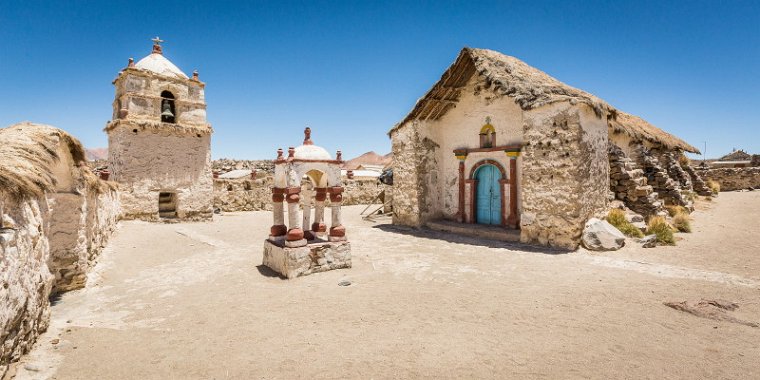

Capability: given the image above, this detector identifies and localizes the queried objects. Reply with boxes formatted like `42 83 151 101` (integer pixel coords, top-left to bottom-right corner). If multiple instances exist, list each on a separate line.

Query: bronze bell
160 100 174 118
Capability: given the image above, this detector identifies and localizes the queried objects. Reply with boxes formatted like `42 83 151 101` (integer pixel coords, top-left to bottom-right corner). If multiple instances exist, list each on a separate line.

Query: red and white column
270 188 287 241
312 187 328 237
455 152 467 223
506 151 520 228
328 186 346 242
285 187 307 247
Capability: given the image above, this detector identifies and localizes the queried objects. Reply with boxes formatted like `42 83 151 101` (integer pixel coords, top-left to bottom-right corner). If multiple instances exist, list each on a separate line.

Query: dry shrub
666 205 687 217
678 154 690 167
707 180 721 194
606 209 644 238
646 216 675 245
672 213 692 233
665 205 692 233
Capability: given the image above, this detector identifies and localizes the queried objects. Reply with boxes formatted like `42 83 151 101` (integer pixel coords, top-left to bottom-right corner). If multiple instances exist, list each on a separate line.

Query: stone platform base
426 220 520 242
263 239 351 279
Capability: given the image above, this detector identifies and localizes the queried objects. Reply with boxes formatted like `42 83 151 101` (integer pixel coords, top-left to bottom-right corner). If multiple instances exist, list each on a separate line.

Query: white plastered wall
422 76 525 221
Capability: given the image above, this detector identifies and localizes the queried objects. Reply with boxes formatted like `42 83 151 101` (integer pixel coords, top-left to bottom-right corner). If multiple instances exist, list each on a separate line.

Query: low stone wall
48 190 120 293
697 167 760 191
213 177 385 212
0 195 54 367
1 189 119 367
213 176 274 212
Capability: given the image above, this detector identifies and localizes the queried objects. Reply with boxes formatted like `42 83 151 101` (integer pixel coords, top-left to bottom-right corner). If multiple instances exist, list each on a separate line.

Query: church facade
389 48 699 250
105 39 213 221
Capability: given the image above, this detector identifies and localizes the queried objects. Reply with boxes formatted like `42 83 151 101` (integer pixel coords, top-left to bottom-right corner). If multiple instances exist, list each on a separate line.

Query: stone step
159 211 177 219
425 220 520 243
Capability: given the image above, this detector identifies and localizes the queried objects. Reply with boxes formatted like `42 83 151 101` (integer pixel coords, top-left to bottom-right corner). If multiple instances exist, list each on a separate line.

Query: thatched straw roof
0 122 116 199
389 47 698 153
609 112 699 153
390 47 614 134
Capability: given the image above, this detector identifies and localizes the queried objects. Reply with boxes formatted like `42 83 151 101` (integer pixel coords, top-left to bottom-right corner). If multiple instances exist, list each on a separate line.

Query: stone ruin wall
607 134 719 217
389 121 430 227
520 104 609 250
0 187 120 369
0 193 53 368
109 128 213 221
683 165 712 196
213 171 387 212
697 167 760 191
1 125 121 369
608 143 666 217
48 190 120 293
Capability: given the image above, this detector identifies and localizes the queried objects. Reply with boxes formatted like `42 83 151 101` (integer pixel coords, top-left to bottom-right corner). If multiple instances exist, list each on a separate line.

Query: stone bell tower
105 37 213 221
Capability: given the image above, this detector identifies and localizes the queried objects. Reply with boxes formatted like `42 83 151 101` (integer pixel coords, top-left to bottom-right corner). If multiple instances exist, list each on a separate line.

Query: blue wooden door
475 165 501 225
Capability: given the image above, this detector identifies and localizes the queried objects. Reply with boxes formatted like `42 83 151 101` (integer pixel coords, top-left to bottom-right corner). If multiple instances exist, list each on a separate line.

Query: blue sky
1 0 758 160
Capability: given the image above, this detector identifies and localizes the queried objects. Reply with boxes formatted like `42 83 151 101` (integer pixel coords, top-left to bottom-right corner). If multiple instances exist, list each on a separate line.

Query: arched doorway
474 164 502 225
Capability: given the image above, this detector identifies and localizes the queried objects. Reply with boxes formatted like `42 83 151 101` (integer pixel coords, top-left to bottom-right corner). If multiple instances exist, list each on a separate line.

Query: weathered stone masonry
107 40 213 222
520 106 609 248
389 48 701 249
0 123 120 368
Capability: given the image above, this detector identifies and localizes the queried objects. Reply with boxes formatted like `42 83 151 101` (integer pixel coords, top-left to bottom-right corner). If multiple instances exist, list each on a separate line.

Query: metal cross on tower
151 37 164 54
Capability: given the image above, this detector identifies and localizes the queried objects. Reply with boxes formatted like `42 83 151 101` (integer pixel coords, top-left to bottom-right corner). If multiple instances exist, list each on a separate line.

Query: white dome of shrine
294 144 331 160
293 128 332 160
134 38 188 79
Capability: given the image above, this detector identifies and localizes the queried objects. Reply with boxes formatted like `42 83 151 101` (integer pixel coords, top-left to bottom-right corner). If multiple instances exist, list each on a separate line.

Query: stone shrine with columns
262 128 351 278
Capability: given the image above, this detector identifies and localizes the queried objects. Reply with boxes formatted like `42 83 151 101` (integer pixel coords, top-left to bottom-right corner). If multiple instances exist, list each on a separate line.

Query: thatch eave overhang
0 122 117 199
609 112 700 154
388 47 615 136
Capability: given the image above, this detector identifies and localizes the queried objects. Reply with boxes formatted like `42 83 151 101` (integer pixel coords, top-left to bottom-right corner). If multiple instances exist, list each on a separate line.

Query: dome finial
303 127 313 145
151 36 164 55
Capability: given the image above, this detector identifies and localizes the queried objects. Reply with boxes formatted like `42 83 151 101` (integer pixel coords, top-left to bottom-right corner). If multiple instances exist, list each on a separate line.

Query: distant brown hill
344 151 392 170
86 147 108 161
718 150 751 162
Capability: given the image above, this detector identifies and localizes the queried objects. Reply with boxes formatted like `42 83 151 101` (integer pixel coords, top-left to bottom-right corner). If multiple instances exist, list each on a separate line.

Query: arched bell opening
160 90 176 123
479 123 496 148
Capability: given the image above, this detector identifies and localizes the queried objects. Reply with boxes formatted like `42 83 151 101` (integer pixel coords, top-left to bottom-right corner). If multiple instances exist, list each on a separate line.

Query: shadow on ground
255 265 287 279
371 223 568 255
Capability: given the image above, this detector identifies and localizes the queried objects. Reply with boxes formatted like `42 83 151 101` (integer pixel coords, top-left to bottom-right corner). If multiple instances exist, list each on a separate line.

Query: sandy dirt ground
11 192 760 379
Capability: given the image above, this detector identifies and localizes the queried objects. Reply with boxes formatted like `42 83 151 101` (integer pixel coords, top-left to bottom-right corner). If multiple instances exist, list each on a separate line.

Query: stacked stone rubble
636 147 691 210
661 152 693 191
212 159 275 174
608 144 665 217
683 165 712 196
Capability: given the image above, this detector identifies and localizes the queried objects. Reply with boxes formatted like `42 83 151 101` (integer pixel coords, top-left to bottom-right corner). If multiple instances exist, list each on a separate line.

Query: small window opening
479 123 496 148
158 192 177 219
160 90 176 123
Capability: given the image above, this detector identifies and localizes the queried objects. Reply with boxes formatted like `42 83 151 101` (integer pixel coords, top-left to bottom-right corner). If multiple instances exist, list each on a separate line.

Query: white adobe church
105 38 213 221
